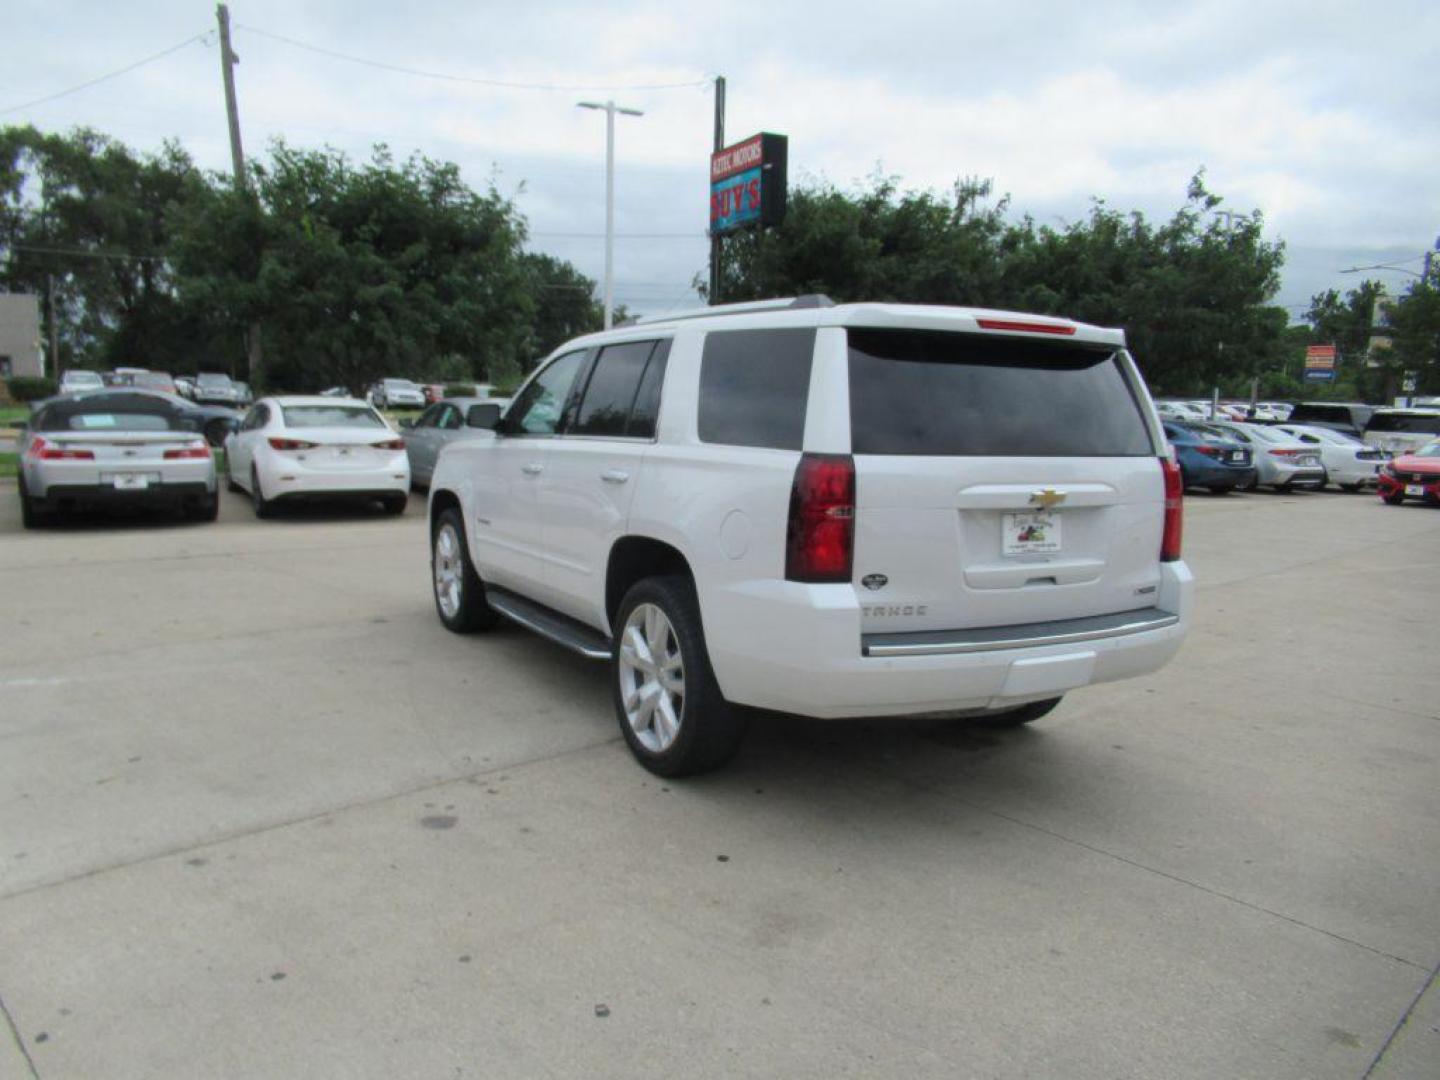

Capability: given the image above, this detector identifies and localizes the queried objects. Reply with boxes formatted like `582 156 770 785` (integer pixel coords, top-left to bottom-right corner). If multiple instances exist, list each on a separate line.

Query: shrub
6 376 57 401
444 383 476 398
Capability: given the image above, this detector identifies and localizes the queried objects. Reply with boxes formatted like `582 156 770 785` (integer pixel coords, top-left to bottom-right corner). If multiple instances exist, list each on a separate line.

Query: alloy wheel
618 602 686 753
433 523 463 619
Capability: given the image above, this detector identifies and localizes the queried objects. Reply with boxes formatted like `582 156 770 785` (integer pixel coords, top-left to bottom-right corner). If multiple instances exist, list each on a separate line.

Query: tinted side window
573 341 657 437
414 404 443 428
847 329 1152 456
627 339 670 438
509 352 587 436
436 405 462 430
698 328 815 450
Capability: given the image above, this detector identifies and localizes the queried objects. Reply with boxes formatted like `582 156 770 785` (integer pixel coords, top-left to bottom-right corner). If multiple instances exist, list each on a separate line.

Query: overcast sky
4 0 1437 322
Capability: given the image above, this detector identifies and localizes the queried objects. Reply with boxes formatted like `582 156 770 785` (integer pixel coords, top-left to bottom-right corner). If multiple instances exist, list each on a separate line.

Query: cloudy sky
4 0 1437 322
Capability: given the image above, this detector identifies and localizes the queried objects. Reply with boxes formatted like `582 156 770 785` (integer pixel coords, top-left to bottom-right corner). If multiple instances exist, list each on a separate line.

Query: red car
1377 440 1440 505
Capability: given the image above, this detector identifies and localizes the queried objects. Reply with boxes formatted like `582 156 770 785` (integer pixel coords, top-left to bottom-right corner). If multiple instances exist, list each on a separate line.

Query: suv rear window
1366 412 1440 434
1288 403 1371 427
698 328 814 450
847 329 1153 456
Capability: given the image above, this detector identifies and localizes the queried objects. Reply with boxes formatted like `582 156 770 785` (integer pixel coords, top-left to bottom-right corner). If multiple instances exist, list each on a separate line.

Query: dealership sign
1304 344 1337 382
710 133 787 235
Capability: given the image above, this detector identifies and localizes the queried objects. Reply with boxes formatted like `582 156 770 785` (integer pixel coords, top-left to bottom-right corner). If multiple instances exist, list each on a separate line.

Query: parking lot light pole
577 100 644 330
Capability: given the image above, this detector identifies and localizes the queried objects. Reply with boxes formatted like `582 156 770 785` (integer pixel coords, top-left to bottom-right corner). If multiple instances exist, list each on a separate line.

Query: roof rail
631 294 834 326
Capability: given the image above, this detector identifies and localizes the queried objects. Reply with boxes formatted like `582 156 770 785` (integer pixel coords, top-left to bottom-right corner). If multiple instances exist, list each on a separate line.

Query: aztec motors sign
709 133 788 235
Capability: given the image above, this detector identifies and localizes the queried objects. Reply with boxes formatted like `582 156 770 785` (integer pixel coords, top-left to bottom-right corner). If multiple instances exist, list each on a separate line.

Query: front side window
698 328 815 450
572 340 663 438
847 329 1153 457
436 405 463 431
509 351 588 436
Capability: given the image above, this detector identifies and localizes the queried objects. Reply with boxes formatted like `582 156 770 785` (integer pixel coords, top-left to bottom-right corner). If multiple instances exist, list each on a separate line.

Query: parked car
34 387 241 448
16 391 218 527
1284 402 1375 441
233 381 254 407
58 370 105 394
1275 424 1385 490
1201 420 1325 491
174 375 195 399
368 378 426 409
1363 408 1440 457
122 371 178 394
224 396 409 517
1162 422 1256 493
1377 440 1440 506
402 397 511 488
425 297 1193 775
193 372 244 406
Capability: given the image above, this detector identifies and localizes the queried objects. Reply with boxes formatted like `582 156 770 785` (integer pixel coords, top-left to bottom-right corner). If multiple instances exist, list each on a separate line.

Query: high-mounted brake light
28 436 94 461
372 438 406 450
268 437 316 451
164 441 211 460
1160 457 1183 562
786 453 855 583
975 317 1077 336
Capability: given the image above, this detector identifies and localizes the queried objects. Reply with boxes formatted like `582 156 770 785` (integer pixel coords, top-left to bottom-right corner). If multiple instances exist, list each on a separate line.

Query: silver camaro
16 392 219 528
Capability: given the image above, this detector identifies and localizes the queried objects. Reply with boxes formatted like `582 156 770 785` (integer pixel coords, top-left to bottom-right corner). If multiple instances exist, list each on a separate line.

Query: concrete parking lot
0 483 1436 1079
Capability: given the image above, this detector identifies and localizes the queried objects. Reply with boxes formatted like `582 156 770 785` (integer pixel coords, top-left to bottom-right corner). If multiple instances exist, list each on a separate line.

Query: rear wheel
431 508 499 632
613 575 745 777
1340 483 1361 493
383 494 407 516
251 466 276 519
187 494 219 522
973 697 1063 728
17 474 48 529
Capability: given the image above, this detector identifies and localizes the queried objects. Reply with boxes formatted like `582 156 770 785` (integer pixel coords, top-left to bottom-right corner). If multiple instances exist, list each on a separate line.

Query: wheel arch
606 535 695 631
429 487 462 537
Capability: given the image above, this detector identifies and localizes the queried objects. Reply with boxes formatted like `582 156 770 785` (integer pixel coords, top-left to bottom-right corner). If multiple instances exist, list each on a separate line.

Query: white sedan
1275 424 1386 491
224 396 409 518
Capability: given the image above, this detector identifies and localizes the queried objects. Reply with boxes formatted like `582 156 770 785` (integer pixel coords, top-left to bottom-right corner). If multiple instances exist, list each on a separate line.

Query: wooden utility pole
216 3 263 385
708 76 725 305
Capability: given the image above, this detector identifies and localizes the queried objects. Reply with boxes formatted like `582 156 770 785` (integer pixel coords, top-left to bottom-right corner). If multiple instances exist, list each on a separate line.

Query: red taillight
373 438 406 450
1195 444 1220 457
163 442 211 460
785 453 855 583
268 437 317 451
28 436 94 461
975 317 1077 336
1268 448 1299 458
1160 457 1183 562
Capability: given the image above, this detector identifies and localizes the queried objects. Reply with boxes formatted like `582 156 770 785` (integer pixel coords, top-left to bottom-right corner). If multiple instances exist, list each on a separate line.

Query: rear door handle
601 469 630 484
522 462 544 476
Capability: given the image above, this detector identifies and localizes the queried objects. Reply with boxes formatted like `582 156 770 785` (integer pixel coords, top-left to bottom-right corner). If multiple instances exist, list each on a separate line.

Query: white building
0 293 44 379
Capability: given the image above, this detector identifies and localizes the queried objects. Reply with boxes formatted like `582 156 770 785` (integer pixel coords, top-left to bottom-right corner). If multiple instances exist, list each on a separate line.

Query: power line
0 32 210 118
531 232 704 240
238 25 711 93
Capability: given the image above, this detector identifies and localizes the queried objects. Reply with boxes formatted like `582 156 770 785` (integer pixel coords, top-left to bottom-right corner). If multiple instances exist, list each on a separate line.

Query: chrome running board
485 587 612 661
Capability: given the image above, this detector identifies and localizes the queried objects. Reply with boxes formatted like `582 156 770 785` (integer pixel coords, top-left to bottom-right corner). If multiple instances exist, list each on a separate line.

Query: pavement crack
0 989 41 1079
909 781 1429 971
1361 958 1440 1079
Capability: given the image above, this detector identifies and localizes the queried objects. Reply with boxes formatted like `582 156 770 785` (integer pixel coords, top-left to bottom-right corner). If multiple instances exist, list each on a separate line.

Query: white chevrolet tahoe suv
427 297 1192 776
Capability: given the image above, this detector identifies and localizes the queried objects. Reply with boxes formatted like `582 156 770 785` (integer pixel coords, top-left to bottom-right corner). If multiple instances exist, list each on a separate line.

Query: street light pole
577 100 643 330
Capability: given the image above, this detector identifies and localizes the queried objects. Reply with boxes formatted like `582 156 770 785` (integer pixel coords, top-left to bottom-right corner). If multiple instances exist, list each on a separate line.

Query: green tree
1304 281 1386 401
522 252 603 359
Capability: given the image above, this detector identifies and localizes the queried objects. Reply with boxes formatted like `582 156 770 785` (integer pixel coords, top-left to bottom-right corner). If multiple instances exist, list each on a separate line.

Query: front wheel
187 494 219 522
612 575 745 777
431 508 499 633
1382 492 1405 505
383 494 407 516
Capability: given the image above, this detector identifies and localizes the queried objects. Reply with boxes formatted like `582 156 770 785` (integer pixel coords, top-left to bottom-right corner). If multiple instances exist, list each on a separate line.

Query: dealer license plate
1002 511 1061 556
1405 484 1426 497
108 473 154 490
1229 451 1245 463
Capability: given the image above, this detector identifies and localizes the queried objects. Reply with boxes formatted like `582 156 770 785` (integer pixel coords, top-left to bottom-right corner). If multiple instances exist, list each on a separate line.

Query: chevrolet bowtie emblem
1029 488 1066 509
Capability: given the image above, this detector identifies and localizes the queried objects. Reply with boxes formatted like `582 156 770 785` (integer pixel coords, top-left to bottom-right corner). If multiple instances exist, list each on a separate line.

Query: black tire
1382 492 1405 505
1206 485 1232 495
431 508 499 633
187 494 220 522
973 696 1063 728
383 494 407 516
251 466 276 519
1274 482 1293 494
17 474 47 529
612 575 745 777
1339 483 1361 493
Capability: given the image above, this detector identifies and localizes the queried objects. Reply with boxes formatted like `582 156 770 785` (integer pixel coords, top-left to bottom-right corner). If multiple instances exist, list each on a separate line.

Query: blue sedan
1163 422 1258 493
